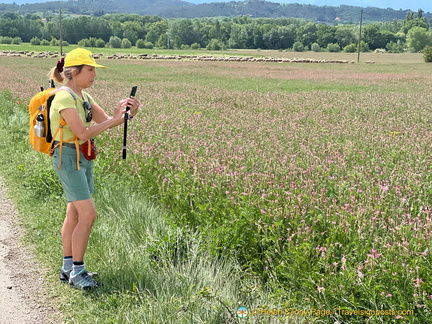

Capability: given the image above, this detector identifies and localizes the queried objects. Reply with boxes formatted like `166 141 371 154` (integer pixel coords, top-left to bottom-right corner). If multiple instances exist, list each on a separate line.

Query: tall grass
0 91 281 323
1 53 432 322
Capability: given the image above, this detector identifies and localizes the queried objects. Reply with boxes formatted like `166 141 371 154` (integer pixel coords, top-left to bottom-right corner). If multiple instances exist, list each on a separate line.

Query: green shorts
52 146 94 202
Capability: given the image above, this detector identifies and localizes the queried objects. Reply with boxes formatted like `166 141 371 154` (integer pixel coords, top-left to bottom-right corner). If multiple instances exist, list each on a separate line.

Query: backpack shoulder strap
50 86 80 171
56 86 77 102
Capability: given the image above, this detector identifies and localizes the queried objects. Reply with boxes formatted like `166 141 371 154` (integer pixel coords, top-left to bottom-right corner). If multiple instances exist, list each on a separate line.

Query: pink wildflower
414 278 423 288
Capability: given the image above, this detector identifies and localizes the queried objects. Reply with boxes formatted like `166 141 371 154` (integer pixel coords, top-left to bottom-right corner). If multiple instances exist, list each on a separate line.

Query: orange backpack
28 83 81 169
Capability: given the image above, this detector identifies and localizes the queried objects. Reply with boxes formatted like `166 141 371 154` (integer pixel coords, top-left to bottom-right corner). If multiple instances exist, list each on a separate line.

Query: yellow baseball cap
64 48 106 68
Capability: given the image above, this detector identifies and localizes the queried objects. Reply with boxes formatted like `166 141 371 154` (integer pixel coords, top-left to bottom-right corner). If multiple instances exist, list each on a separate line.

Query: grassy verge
0 92 282 323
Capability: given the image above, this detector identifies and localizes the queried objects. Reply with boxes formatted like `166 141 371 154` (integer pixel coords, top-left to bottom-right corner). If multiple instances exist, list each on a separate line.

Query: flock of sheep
1 50 366 64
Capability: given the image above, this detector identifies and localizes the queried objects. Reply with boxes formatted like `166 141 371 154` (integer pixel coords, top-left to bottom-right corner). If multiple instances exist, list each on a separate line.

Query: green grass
0 91 282 323
1 53 431 323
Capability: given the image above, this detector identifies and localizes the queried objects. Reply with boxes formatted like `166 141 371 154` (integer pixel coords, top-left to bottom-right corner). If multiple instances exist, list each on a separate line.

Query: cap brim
89 63 107 68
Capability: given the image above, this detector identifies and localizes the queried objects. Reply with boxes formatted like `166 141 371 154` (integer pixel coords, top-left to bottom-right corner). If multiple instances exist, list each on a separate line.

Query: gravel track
0 177 61 324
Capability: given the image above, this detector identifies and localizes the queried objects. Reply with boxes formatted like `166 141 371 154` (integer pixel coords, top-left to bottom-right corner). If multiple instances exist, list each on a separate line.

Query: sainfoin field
1 50 432 322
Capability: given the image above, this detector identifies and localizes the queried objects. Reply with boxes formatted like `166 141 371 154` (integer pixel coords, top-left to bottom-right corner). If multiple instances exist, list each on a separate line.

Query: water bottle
34 113 45 137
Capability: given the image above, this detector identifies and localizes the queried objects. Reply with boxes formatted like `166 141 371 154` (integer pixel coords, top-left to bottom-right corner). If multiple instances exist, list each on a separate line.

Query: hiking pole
122 85 138 159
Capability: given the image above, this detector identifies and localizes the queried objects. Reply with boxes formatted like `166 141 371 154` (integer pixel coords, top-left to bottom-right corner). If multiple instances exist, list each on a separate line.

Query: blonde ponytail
48 65 65 84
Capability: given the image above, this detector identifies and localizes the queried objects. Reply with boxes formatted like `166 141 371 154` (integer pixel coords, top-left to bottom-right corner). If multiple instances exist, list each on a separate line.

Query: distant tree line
0 10 431 53
0 0 425 25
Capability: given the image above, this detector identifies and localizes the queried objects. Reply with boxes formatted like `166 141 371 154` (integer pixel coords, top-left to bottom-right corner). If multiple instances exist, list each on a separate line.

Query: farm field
0 43 425 64
0 50 432 322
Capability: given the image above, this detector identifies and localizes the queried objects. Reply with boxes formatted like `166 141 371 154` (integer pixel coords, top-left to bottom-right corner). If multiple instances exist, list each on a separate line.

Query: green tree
406 26 431 52
386 40 405 53
362 24 396 50
95 38 105 48
11 36 22 44
208 20 222 40
206 38 226 50
263 28 281 49
136 39 146 48
30 36 40 45
334 25 356 48
123 21 144 45
109 36 121 48
311 42 321 52
228 24 245 48
423 46 432 62
62 16 111 44
400 16 429 34
297 21 318 48
358 40 370 52
343 43 357 53
0 36 12 44
157 33 168 49
170 19 200 48
145 29 159 44
327 43 340 52
278 25 296 49
121 38 132 48
316 24 337 48
292 41 304 52
144 42 153 49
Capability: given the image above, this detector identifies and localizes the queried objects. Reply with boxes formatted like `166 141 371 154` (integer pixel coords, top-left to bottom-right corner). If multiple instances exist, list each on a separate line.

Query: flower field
2 52 432 321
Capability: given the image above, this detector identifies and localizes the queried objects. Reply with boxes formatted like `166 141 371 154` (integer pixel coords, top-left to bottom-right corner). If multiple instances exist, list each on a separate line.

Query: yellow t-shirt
50 88 95 144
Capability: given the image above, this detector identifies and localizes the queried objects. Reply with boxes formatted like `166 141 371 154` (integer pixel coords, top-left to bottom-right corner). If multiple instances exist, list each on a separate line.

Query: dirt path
0 177 60 324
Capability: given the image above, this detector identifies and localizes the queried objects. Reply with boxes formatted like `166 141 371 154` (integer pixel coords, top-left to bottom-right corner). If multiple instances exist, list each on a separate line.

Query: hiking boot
69 269 100 290
59 268 98 283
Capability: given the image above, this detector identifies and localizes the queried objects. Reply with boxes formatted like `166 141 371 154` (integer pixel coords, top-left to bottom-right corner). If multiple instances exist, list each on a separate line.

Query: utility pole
59 8 63 56
357 9 363 63
167 31 170 49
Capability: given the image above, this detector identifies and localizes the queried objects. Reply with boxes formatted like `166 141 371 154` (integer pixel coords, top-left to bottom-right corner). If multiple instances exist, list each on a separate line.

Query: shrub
109 36 121 48
95 38 105 48
358 40 370 52
157 34 168 49
78 37 104 48
121 38 132 48
30 37 41 45
40 39 50 46
327 43 340 52
50 38 59 46
423 46 432 62
0 36 13 44
136 39 145 49
144 42 153 49
311 42 321 52
344 41 369 53
78 38 93 47
11 37 22 45
407 26 431 52
191 42 201 50
292 41 304 52
344 43 357 53
78 39 89 47
386 40 405 53
206 39 225 50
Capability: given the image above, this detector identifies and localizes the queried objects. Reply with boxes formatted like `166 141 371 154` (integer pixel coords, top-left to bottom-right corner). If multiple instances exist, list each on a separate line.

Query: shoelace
76 271 98 287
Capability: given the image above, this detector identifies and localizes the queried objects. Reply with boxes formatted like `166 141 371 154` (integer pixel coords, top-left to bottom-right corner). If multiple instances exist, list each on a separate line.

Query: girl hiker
48 48 141 289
